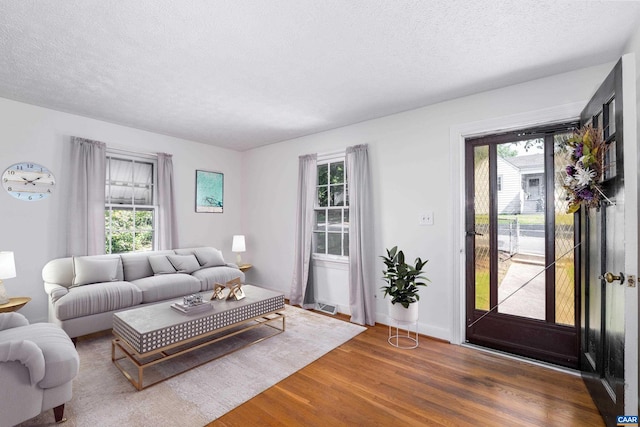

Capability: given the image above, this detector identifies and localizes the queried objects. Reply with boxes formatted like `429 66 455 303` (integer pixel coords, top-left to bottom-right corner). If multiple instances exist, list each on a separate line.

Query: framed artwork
195 170 224 213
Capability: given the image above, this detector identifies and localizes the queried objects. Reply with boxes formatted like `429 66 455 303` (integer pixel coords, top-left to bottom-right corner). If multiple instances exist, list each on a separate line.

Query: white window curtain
67 137 107 256
156 153 178 250
346 144 375 325
290 153 317 308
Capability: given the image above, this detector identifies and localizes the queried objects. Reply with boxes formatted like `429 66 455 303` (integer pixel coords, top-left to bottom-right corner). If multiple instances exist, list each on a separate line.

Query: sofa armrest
0 340 45 385
44 283 69 304
0 313 29 331
225 262 239 269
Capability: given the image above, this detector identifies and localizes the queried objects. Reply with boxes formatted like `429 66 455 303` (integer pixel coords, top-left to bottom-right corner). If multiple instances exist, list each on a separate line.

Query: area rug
19 305 366 427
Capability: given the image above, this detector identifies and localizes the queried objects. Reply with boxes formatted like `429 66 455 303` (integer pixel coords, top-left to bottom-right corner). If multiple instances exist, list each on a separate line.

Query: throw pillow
193 247 226 268
167 254 201 274
72 257 119 286
149 255 177 275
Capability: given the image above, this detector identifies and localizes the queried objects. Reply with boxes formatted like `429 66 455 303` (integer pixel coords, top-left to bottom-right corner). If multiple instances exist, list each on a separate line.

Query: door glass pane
496 139 545 320
604 139 616 180
473 145 490 311
554 134 575 326
608 98 616 135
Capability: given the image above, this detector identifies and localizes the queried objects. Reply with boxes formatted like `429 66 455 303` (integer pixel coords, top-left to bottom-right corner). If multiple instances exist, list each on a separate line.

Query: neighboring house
496 156 522 214
495 153 545 215
506 154 545 214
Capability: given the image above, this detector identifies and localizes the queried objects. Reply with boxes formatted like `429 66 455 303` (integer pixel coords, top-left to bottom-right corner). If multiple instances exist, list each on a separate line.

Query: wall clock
2 162 56 201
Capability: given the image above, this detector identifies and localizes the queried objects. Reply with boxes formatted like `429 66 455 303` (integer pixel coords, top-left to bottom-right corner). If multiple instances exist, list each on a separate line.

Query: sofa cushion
174 247 226 267
54 281 143 320
149 255 177 275
120 251 174 281
0 323 79 389
131 274 201 303
43 255 124 289
72 257 119 286
167 254 201 274
192 247 226 268
192 266 245 292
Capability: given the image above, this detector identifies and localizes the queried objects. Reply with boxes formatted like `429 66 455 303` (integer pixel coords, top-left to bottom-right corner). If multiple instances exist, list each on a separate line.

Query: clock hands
21 176 42 185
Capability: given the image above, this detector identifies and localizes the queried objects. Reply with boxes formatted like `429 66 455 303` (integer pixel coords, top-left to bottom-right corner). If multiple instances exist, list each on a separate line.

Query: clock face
2 162 56 201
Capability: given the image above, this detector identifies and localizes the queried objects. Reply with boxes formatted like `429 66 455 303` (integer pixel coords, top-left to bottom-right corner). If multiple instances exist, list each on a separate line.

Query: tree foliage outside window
105 155 157 253
313 159 349 257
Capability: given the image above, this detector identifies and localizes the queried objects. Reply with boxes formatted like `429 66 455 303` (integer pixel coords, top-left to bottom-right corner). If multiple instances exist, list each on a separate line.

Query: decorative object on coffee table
211 284 226 300
222 277 245 301
171 293 213 315
228 283 245 301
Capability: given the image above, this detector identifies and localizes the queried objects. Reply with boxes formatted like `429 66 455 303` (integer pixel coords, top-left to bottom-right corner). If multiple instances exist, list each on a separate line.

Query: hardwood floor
209 314 604 427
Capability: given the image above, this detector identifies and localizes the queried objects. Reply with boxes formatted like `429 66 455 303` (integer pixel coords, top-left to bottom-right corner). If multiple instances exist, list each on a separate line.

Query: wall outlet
419 211 434 226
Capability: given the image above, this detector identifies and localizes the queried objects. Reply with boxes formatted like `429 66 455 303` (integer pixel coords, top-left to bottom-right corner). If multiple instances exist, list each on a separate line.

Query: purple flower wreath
562 125 605 213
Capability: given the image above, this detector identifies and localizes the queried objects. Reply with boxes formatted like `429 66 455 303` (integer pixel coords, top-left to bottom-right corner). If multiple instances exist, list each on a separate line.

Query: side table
238 264 253 272
0 297 31 313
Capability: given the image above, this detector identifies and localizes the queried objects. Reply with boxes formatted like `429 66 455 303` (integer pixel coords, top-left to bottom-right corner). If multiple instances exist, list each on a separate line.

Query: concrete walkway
498 261 546 320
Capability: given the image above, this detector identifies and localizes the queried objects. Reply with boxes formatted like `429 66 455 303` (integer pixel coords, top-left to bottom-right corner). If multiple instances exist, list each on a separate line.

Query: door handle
466 231 483 236
599 272 624 284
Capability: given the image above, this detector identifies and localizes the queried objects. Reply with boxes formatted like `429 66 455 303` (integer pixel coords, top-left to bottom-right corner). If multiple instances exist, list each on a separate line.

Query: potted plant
380 246 429 322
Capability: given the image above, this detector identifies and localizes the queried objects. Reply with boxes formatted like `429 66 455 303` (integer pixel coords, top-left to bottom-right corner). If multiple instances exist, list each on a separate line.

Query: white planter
388 301 418 323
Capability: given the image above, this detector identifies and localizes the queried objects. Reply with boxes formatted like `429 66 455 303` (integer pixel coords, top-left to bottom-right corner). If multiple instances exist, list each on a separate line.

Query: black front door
580 59 626 427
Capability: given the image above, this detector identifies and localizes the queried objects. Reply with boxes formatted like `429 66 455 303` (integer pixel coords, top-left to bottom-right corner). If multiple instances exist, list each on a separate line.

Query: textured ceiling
1 1 639 151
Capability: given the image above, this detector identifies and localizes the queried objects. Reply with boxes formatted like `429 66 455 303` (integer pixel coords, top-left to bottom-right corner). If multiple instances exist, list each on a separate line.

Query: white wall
0 98 243 323
242 62 613 342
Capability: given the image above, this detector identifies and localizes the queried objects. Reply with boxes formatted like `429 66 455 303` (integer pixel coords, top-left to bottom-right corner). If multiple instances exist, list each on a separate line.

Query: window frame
312 153 349 262
104 152 159 254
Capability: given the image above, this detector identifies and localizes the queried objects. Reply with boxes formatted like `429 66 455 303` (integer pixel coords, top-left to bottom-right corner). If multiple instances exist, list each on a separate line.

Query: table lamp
232 235 246 265
0 251 16 305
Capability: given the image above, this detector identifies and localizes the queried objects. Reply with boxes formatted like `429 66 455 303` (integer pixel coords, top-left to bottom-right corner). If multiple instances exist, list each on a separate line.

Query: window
105 154 157 253
313 158 349 257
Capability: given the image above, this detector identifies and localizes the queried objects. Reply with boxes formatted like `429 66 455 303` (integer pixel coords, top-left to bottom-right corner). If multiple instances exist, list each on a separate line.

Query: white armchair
0 312 79 427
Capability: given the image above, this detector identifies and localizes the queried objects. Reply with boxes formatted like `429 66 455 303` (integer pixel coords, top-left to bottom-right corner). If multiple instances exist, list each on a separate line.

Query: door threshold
461 343 581 377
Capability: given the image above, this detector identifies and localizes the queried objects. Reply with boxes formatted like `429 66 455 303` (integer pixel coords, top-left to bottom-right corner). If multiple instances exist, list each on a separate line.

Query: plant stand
388 317 418 349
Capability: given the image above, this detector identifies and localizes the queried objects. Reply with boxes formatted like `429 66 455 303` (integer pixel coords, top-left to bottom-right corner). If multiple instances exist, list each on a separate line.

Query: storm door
465 123 580 368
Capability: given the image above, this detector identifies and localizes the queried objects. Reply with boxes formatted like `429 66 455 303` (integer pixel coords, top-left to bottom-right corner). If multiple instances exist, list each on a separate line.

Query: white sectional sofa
42 247 245 339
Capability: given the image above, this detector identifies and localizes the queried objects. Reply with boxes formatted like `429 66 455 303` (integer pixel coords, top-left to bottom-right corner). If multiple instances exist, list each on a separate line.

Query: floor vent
316 302 337 315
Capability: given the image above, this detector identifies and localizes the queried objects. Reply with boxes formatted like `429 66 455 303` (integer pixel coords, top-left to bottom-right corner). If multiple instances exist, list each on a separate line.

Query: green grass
497 214 544 225
474 213 574 226
475 272 490 311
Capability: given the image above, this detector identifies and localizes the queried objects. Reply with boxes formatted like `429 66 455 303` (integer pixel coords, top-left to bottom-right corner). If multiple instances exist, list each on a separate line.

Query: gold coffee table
111 285 285 390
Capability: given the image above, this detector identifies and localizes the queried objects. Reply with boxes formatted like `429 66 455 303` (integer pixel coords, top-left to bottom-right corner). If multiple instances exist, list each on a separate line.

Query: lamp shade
232 235 246 253
0 252 16 280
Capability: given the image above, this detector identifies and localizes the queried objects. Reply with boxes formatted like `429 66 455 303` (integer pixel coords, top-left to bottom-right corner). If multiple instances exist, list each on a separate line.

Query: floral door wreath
562 125 609 213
